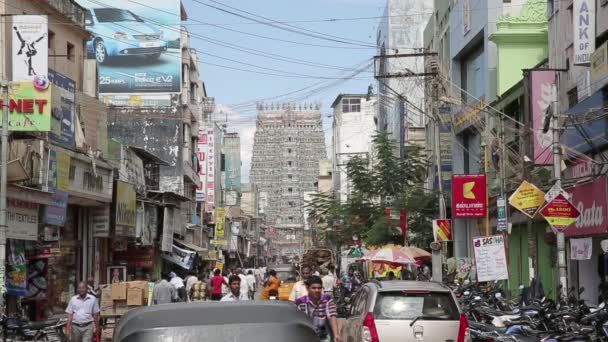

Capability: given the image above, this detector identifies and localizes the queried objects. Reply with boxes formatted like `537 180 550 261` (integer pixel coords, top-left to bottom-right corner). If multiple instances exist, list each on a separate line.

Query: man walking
169 272 187 302
237 268 248 301
210 269 228 301
289 266 312 303
221 275 248 301
295 276 342 342
152 274 175 305
65 281 100 342
321 268 335 296
246 270 256 300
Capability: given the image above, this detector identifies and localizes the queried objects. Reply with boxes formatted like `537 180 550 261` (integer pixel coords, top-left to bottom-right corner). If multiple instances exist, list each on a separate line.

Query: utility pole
481 111 491 236
0 81 8 304
432 114 445 282
552 82 567 299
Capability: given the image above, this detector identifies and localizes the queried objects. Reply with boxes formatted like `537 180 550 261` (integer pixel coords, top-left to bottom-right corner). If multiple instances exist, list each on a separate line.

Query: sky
183 0 389 182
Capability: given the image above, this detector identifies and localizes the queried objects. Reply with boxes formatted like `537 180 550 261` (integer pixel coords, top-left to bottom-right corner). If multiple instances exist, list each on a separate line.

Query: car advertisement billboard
78 0 181 94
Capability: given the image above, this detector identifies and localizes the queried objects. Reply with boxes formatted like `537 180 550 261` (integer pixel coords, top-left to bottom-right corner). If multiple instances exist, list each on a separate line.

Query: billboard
78 0 181 94
196 129 209 202
573 0 595 66
452 174 487 218
2 82 51 131
115 180 136 237
530 70 557 165
48 70 76 149
12 15 48 82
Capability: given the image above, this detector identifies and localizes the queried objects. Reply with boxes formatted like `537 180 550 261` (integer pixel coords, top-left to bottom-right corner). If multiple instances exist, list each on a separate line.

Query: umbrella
360 248 416 265
400 246 431 259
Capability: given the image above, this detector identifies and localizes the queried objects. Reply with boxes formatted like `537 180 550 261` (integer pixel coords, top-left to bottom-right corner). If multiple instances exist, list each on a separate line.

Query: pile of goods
301 249 334 273
100 281 151 341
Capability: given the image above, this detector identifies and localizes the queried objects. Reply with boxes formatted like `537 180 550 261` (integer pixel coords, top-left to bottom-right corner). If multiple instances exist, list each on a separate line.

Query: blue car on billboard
85 8 167 64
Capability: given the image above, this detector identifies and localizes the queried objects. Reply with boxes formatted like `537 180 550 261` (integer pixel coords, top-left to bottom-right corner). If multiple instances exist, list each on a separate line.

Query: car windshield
94 8 142 23
373 291 459 321
275 271 296 282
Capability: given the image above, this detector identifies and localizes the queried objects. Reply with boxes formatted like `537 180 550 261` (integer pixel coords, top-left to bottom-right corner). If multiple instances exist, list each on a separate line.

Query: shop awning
174 239 207 256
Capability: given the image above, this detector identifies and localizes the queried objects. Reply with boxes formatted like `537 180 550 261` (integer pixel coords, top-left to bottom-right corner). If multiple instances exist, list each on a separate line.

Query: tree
306 131 438 249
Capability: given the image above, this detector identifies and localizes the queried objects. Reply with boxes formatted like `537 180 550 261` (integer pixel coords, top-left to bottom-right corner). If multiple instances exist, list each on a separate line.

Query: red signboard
564 176 608 237
540 194 580 232
452 175 487 218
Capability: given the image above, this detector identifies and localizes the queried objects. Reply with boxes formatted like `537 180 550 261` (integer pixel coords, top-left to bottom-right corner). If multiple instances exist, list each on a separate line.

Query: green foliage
306 131 438 249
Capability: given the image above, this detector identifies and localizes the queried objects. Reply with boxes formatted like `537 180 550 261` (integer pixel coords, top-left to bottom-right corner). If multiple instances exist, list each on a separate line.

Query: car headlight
113 32 129 40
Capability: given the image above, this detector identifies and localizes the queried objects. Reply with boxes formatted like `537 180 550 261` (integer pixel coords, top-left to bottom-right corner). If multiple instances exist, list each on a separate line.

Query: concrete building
376 0 432 156
317 159 333 194
331 94 376 202
250 103 326 258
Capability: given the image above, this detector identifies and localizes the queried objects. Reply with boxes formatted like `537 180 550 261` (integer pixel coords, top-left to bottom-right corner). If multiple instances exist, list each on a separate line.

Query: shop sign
43 190 68 226
591 41 608 93
432 219 452 241
142 205 158 246
115 181 136 237
214 207 226 241
7 240 27 296
2 82 52 131
509 181 546 218
92 205 110 238
48 69 76 149
496 196 508 232
573 0 595 65
162 244 196 270
452 174 487 218
7 199 38 240
472 235 509 282
113 248 155 268
564 176 608 237
56 151 70 192
452 100 485 134
540 194 581 232
565 158 594 180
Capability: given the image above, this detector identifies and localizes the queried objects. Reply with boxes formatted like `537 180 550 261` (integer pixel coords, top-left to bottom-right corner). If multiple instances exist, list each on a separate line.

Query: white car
341 280 469 342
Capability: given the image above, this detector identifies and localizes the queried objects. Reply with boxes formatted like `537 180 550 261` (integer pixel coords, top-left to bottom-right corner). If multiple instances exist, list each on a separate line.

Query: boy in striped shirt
295 276 342 342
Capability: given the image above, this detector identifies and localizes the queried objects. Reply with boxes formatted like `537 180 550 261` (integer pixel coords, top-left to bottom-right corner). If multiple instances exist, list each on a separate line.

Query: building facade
250 103 326 258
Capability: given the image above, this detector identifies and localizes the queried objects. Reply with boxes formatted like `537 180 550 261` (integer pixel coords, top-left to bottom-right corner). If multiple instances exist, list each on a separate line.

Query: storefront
566 176 608 306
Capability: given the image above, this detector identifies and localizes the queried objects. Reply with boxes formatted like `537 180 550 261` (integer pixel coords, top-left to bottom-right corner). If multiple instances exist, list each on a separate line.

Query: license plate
139 42 160 48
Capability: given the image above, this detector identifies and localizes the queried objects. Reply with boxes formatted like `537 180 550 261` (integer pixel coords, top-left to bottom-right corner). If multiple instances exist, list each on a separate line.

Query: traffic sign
509 181 546 218
540 194 581 232
497 195 508 232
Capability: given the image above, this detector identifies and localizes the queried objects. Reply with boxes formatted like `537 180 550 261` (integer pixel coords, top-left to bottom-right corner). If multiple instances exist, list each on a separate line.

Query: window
288 174 292 179
288 161 292 167
567 87 578 108
69 165 76 180
342 98 361 113
288 216 294 223
288 188 293 193
288 148 292 153
67 42 75 61
373 291 459 321
48 30 55 50
288 201 295 207
288 137 292 142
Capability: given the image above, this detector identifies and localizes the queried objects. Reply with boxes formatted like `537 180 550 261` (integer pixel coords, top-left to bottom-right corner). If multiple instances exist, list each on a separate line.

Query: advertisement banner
224 136 241 193
196 129 209 202
530 70 557 165
433 219 452 242
7 240 27 297
215 207 226 239
496 195 508 232
564 176 608 237
472 235 509 282
452 174 487 218
56 151 71 192
43 191 68 226
508 180 546 218
142 205 158 246
573 0 595 65
11 15 48 81
206 128 216 219
162 244 196 270
591 41 608 93
3 82 51 131
7 199 38 241
570 237 592 260
161 207 174 252
115 181 136 237
78 0 182 94
540 194 581 232
48 70 75 149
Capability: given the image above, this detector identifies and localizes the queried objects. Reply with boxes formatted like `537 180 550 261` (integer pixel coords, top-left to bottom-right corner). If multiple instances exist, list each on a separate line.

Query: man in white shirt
185 271 199 301
289 266 312 303
237 268 248 300
246 270 256 300
66 281 100 342
169 272 186 302
321 268 335 296
221 275 249 301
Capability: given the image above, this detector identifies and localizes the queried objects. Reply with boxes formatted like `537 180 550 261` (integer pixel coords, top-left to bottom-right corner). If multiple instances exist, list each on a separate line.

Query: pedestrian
65 281 100 342
152 273 176 305
260 269 280 300
210 269 228 301
221 275 249 301
295 276 342 342
236 268 248 299
185 271 199 301
321 268 335 296
387 271 395 281
289 266 312 303
222 272 230 295
169 272 187 302
246 270 256 300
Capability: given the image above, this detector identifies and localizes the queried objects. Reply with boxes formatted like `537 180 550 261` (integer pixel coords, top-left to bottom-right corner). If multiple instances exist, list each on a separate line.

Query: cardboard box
127 288 144 306
127 281 148 292
111 283 127 300
100 305 114 317
114 300 128 316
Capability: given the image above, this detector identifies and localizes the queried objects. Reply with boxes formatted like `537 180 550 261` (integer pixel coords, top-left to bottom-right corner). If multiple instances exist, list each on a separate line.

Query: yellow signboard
56 151 70 192
508 180 546 218
215 261 224 274
115 181 136 228
214 208 226 239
